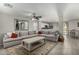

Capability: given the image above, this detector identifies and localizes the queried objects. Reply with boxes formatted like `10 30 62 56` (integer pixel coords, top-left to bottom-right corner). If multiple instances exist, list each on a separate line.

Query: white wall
0 14 14 33
52 22 59 31
0 13 32 33
68 20 79 30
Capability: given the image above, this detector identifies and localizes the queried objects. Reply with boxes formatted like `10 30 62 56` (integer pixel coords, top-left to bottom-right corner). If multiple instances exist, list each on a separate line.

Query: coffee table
21 36 45 51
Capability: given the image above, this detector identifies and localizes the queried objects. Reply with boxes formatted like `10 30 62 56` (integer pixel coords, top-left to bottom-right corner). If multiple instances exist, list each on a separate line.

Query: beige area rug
6 41 57 55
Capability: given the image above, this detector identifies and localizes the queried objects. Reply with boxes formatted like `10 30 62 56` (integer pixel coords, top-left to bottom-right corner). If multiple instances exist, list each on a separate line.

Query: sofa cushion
48 31 54 34
41 31 48 34
39 34 55 37
6 32 12 38
27 34 37 38
19 31 28 36
3 37 22 43
28 31 36 35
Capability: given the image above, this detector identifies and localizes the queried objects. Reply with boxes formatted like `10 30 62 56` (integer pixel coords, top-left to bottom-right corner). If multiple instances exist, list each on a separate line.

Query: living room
0 3 62 55
0 0 79 59
1 3 79 55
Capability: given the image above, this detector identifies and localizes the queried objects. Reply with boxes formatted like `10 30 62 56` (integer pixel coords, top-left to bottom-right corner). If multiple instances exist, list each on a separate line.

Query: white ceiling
63 3 79 21
0 3 79 22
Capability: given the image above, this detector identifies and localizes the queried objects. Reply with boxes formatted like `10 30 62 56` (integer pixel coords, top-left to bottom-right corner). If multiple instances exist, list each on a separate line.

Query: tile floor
0 35 79 55
48 35 79 55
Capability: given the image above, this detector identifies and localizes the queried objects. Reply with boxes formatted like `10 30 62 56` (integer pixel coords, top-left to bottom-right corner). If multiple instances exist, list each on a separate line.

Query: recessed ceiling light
4 3 13 8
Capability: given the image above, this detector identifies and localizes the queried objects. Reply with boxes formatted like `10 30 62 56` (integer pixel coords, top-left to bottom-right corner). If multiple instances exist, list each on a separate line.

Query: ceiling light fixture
4 3 13 8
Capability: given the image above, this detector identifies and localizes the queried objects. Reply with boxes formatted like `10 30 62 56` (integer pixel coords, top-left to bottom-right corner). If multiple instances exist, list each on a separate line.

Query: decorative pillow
38 31 42 34
54 31 60 36
15 31 20 37
6 32 12 38
4 34 9 39
11 33 17 38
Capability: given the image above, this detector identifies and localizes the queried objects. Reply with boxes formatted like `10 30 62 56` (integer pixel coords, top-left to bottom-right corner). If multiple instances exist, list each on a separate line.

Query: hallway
48 35 79 55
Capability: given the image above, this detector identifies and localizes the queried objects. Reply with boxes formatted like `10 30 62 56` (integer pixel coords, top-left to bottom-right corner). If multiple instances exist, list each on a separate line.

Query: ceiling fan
32 13 42 20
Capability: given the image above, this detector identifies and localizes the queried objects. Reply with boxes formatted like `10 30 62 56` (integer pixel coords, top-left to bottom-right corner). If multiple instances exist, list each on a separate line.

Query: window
24 22 28 29
15 19 28 31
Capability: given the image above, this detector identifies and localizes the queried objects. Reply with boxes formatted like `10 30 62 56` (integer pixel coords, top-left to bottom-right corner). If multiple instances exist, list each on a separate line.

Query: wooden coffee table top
22 36 45 44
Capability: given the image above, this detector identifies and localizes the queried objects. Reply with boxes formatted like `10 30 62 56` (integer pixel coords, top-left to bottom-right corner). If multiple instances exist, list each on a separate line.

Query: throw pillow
38 31 42 34
7 32 12 38
11 33 17 38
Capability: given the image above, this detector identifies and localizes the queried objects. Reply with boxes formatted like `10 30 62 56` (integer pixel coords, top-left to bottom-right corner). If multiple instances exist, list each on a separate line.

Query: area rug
6 41 57 55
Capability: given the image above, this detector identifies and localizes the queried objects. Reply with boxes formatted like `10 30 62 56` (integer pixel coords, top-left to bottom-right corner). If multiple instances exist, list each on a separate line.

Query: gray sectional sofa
3 31 37 48
39 31 60 42
3 31 60 48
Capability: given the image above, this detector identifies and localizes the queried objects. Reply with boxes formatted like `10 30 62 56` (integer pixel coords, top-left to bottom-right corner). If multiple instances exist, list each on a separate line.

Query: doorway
63 22 69 35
